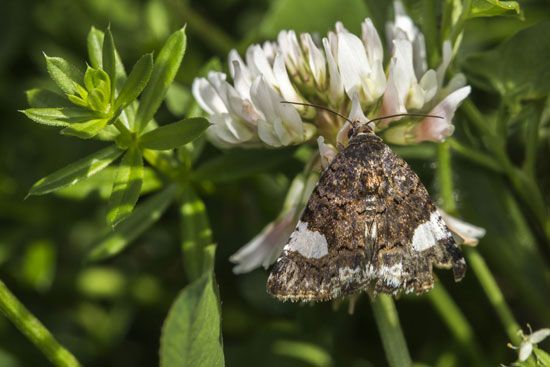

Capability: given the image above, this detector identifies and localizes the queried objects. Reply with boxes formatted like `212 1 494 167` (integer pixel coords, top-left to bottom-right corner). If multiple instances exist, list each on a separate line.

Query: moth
267 111 466 302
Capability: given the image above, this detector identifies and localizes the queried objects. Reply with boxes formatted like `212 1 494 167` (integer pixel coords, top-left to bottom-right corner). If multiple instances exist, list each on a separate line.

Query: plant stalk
370 294 412 367
0 279 82 367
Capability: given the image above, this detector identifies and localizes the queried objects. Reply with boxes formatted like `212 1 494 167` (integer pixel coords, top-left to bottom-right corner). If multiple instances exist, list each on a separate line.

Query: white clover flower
192 1 470 149
505 326 550 365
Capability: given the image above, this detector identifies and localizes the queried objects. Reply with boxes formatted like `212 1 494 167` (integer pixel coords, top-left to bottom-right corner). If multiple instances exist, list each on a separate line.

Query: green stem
436 137 522 345
427 283 487 366
465 250 522 344
0 279 82 367
448 139 503 174
436 141 456 213
370 295 412 367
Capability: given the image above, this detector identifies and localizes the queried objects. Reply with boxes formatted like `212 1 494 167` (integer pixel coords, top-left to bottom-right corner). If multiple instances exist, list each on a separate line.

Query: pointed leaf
160 246 224 367
135 27 187 132
179 186 213 281
56 166 162 200
21 107 98 127
192 148 294 182
114 53 153 111
107 148 144 226
102 27 117 101
87 26 104 69
29 145 123 196
44 55 84 95
26 88 71 108
469 0 520 18
61 117 111 139
87 184 177 261
140 117 209 150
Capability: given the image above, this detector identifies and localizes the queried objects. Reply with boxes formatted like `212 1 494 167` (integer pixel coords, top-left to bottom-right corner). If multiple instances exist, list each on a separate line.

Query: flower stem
0 279 82 367
370 295 412 367
464 249 522 344
436 139 522 345
427 283 487 366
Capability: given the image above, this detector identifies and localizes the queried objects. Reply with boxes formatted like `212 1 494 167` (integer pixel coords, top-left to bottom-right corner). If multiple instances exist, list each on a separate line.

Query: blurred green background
1 0 550 366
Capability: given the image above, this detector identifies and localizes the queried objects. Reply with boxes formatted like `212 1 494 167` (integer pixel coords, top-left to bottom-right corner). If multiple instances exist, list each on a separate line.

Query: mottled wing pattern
267 132 466 301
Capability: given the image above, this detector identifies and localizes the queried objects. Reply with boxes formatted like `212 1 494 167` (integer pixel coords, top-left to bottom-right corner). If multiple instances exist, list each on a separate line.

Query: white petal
392 1 417 41
381 58 407 119
337 32 371 100
414 86 471 142
273 53 304 105
277 30 303 75
529 329 550 344
209 113 253 144
230 209 297 274
191 77 228 115
419 69 438 103
323 37 344 106
231 60 252 100
437 40 452 87
518 342 533 362
317 136 337 170
362 18 383 63
301 33 327 88
228 49 248 80
348 92 369 124
438 209 486 246
336 121 352 148
246 45 277 86
412 32 428 78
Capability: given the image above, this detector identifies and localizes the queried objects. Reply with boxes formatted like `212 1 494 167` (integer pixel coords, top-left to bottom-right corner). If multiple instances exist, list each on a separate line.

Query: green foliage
160 246 224 367
2 1 550 367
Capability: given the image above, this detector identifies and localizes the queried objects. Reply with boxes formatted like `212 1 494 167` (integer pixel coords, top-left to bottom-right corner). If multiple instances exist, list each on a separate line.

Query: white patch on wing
284 221 329 259
411 211 449 252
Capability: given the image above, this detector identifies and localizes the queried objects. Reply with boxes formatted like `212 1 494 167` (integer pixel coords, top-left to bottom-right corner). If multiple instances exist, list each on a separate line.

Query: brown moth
267 121 466 302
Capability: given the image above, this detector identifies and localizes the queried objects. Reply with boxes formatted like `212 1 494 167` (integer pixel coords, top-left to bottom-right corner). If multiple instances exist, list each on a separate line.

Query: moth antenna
280 101 353 124
280 101 443 125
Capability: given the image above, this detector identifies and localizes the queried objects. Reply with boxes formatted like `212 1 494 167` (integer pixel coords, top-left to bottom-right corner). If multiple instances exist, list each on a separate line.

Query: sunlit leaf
21 107 97 127
44 55 84 95
28 145 123 196
88 184 177 261
160 245 224 367
192 148 294 182
114 53 153 111
102 27 117 102
107 147 144 226
61 117 111 139
56 167 161 200
26 88 71 108
140 117 209 150
87 26 104 69
469 0 520 18
179 186 213 281
134 27 187 132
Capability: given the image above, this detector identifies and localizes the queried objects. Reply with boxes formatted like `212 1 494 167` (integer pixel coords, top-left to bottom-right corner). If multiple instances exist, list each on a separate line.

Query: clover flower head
506 325 550 364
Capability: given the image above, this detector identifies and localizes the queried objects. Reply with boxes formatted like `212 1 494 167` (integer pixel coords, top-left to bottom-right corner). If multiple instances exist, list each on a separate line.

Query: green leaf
56 166 162 200
107 147 144 226
87 184 177 261
160 246 224 367
21 107 99 127
44 55 84 95
102 27 117 102
469 0 520 18
61 117 111 139
192 148 294 182
114 53 153 111
26 88 71 108
87 26 104 69
179 186 213 281
463 21 550 100
140 117 209 150
135 27 187 132
28 145 123 196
